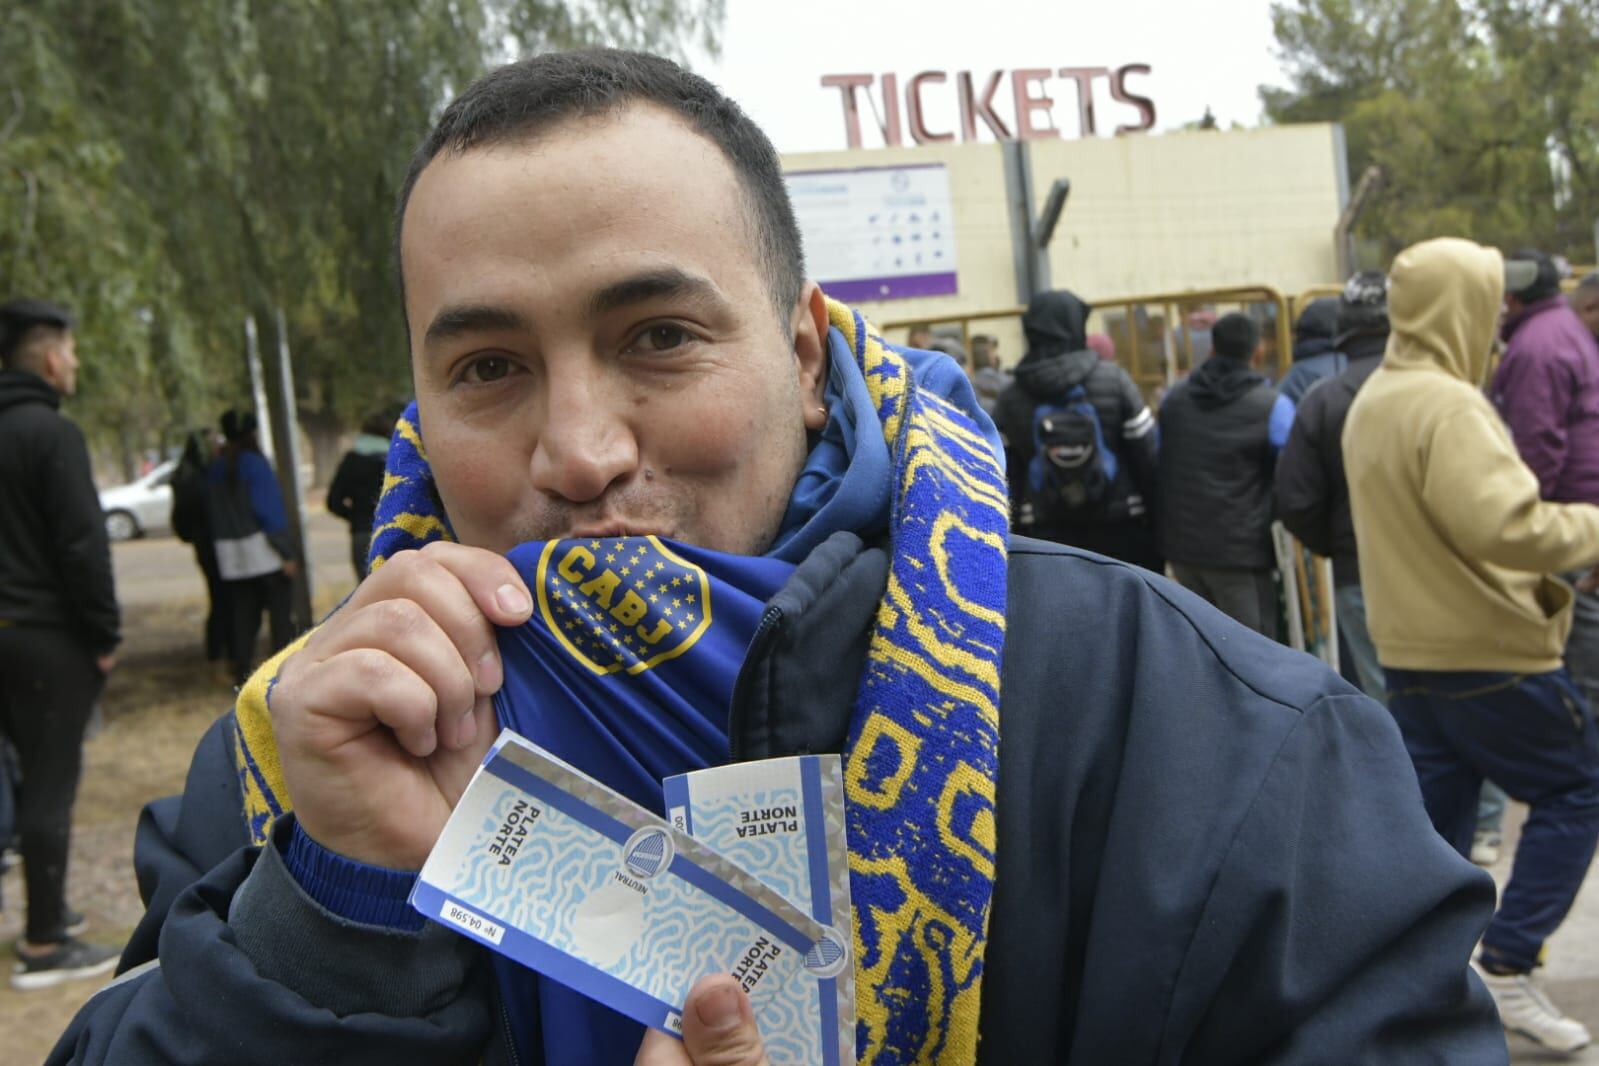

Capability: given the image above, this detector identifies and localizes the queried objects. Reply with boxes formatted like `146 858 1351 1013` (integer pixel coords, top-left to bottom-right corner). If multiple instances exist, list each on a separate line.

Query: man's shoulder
1004 537 1346 719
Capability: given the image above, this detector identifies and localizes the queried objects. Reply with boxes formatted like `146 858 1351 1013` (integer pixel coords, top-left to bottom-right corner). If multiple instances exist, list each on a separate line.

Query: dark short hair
0 298 73 369
1211 312 1260 360
395 49 805 326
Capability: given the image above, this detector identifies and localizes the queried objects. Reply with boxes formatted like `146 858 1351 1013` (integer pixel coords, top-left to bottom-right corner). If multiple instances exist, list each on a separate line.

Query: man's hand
635 976 769 1066
281 558 301 581
95 653 116 675
268 542 533 869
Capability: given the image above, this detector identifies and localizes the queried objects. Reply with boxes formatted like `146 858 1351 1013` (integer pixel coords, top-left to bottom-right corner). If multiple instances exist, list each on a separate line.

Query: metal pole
263 308 314 631
244 316 275 466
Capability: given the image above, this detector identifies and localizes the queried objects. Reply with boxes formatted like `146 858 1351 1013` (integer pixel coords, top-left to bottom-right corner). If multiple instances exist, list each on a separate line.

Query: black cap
1504 249 1560 302
1337 270 1389 341
0 299 74 363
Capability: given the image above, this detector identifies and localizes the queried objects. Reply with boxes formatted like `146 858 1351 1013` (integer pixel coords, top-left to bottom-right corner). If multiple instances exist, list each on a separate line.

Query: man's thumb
681 975 769 1065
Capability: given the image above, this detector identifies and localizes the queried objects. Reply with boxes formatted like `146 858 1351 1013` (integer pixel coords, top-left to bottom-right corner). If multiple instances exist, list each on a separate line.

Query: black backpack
1023 383 1118 527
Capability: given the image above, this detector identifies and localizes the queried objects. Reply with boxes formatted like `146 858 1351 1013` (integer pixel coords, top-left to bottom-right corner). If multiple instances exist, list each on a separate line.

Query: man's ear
792 281 831 431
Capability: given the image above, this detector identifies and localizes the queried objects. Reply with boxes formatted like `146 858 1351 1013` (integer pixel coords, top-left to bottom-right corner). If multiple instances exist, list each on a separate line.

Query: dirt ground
0 522 355 1065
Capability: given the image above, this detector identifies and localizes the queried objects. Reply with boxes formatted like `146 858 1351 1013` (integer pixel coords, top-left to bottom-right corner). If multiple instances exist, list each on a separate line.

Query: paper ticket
411 730 852 1062
664 755 855 1065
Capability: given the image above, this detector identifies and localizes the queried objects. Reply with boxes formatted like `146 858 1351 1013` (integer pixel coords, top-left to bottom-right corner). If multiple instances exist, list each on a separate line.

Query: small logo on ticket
623 827 674 879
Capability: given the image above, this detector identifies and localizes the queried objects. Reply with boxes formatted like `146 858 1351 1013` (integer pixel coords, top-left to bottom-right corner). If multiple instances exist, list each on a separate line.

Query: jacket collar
729 531 888 761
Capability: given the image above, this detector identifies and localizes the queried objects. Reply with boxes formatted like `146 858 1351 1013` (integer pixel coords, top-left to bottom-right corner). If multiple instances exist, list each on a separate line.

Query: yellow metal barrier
882 284 1295 404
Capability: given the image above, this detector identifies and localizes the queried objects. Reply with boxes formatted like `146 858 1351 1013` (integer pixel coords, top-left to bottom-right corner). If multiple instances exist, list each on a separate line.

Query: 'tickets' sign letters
820 66 1156 148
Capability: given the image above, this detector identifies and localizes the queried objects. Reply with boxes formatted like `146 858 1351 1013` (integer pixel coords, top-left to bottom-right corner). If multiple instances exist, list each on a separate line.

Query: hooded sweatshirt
1277 298 1346 406
1344 238 1599 672
1156 355 1279 570
995 291 1157 535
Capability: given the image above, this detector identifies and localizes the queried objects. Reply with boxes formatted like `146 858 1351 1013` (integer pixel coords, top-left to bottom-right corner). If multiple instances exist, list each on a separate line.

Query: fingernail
695 983 743 1033
496 584 530 616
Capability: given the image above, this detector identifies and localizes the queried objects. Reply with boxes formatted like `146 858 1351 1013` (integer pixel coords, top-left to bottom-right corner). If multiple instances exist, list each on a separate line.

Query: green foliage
0 0 722 472
1263 0 1599 267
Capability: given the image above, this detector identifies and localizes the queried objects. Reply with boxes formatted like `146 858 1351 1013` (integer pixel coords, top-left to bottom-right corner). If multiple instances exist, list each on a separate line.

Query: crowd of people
995 250 1599 1051
2 45 1599 1064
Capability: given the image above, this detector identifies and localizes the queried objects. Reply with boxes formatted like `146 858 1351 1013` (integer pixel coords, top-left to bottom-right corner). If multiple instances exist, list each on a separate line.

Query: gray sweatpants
1169 563 1280 643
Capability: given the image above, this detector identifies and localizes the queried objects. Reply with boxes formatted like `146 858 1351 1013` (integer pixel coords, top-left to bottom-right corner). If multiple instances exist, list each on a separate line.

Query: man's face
44 331 78 396
401 105 829 556
1573 288 1599 340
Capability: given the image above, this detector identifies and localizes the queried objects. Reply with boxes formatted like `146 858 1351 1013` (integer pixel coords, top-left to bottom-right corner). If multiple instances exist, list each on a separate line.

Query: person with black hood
207 409 298 685
0 298 122 988
169 428 227 666
1276 297 1344 406
1275 271 1391 700
326 407 399 581
1158 312 1292 640
996 289 1160 570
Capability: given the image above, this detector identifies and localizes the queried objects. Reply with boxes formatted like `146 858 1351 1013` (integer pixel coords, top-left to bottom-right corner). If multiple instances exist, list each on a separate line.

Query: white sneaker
1473 961 1592 1052
1471 830 1502 866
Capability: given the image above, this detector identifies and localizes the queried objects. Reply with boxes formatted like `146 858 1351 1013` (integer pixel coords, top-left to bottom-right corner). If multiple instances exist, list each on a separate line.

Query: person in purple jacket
1491 249 1599 710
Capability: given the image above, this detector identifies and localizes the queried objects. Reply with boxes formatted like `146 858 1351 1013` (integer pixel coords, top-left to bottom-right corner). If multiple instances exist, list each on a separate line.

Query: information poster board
785 163 958 303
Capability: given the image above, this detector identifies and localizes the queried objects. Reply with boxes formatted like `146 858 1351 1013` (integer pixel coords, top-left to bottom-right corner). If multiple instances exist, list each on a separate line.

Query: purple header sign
785 163 959 303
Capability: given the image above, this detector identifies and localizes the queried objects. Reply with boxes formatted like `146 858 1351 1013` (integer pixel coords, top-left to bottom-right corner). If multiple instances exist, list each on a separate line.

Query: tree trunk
300 407 346 489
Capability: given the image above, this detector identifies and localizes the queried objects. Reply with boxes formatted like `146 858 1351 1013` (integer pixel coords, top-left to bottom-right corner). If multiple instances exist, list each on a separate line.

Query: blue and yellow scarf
233 299 1009 1064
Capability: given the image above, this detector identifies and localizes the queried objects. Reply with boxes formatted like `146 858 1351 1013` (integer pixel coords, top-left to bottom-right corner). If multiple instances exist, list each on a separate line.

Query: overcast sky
702 0 1290 153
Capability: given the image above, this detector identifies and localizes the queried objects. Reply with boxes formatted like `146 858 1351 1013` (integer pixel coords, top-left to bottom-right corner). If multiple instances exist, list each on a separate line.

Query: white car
99 459 178 541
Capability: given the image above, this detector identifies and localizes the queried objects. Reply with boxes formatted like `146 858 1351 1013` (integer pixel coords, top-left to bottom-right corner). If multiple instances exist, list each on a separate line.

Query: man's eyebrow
588 268 729 318
423 304 529 346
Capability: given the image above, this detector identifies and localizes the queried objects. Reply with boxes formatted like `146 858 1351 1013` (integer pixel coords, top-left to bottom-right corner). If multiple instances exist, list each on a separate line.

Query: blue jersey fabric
493 536 795 1066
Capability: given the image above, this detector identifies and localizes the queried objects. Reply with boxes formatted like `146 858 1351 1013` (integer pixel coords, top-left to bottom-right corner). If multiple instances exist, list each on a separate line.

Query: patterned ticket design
411 730 849 1049
664 755 854 1066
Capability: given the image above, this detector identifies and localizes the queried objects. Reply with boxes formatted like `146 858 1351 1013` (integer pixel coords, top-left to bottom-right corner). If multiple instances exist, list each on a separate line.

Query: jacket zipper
497 989 521 1066
728 604 784 761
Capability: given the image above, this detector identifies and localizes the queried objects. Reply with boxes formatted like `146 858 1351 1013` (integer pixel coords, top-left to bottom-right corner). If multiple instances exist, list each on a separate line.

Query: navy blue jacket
50 535 1507 1064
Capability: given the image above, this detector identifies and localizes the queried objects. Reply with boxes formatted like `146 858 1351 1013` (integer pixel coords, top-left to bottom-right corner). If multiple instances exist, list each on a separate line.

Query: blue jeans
1334 585 1385 702
1386 667 1599 972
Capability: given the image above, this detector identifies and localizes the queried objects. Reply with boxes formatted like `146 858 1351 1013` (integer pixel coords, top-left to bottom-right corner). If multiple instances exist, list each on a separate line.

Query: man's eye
630 325 693 354
462 356 515 384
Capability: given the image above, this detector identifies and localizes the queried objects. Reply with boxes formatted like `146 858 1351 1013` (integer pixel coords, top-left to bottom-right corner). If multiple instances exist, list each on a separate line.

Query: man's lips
566 523 663 540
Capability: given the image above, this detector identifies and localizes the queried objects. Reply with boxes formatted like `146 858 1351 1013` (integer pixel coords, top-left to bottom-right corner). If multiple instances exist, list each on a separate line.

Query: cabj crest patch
535 536 713 676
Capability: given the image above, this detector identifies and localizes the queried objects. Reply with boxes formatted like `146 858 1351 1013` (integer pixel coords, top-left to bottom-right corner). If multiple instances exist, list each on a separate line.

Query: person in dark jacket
207 410 298 685
997 290 1161 571
1274 272 1390 700
169 429 227 664
1158 313 1293 639
0 298 122 988
326 408 397 580
1276 297 1344 406
51 51 1505 1066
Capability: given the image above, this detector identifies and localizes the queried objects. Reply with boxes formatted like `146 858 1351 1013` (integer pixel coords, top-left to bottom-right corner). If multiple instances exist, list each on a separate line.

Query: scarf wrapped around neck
232 298 1009 1065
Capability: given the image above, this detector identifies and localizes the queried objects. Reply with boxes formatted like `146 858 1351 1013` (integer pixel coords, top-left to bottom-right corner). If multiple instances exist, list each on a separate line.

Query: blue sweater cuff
282 823 426 932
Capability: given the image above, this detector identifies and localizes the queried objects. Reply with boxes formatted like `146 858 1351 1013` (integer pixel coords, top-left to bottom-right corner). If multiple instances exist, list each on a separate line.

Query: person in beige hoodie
1345 237 1599 1053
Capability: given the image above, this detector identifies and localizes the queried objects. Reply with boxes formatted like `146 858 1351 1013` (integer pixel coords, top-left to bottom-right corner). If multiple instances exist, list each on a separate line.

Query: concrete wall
781 123 1345 363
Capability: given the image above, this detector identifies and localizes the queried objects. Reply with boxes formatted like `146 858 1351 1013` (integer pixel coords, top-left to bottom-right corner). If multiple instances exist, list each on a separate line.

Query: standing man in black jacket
1158 312 1293 639
997 289 1160 571
0 298 122 988
1275 272 1391 700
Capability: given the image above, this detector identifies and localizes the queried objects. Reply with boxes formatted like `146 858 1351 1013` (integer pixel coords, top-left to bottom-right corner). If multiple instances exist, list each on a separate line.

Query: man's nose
529 371 639 504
